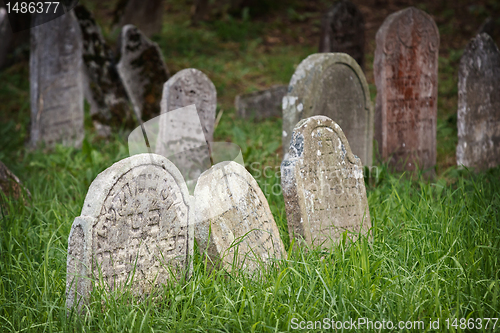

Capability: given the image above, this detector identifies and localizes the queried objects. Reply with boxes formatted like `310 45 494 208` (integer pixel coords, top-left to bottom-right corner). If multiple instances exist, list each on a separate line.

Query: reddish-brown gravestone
374 7 439 173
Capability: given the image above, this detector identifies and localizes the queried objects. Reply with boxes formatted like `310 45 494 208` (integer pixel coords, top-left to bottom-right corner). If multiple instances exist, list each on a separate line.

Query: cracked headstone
281 116 371 248
457 33 500 171
374 7 439 173
235 85 287 120
282 53 373 166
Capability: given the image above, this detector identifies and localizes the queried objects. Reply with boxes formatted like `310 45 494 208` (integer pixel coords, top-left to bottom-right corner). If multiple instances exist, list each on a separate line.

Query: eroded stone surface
281 116 371 248
235 85 287 120
194 161 285 273
282 53 373 166
66 154 193 310
319 0 365 70
117 25 169 122
374 7 439 173
29 11 84 148
457 33 500 171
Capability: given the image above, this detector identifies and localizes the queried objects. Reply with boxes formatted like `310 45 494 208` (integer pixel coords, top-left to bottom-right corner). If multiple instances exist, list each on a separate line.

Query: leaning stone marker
374 7 439 173
319 0 365 70
194 161 285 273
457 33 500 171
30 11 84 148
281 116 371 248
282 53 373 166
117 25 169 122
66 154 194 310
235 85 287 120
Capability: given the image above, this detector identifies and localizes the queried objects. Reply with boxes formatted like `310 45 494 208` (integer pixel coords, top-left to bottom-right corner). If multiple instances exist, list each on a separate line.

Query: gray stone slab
66 154 194 310
29 11 84 148
282 53 373 166
194 161 285 273
235 85 287 120
374 7 439 173
457 33 500 171
281 116 371 248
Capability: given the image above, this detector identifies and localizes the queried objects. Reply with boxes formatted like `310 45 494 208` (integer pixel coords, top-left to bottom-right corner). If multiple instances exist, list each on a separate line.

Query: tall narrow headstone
117 25 169 122
282 53 373 166
281 116 371 248
457 33 500 171
374 7 439 173
319 0 365 70
66 154 194 310
29 11 84 148
235 85 287 120
194 161 285 273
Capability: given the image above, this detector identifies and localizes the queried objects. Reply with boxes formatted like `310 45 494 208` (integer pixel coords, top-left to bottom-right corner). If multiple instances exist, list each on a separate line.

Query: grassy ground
1 0 500 331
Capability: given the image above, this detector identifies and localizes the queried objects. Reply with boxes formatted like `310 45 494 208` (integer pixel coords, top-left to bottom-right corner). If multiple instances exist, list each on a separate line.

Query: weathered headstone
235 85 287 120
457 33 500 171
0 8 14 69
374 7 439 173
114 0 165 38
194 161 285 273
282 53 373 166
66 154 194 310
281 116 371 248
29 11 84 148
319 0 365 70
74 5 133 131
117 25 169 122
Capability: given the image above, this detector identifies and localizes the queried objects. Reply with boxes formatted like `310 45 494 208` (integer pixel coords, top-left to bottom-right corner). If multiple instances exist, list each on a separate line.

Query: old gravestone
74 5 133 132
66 154 194 310
30 11 84 148
457 33 500 171
281 116 371 248
282 53 373 166
235 85 287 120
195 161 285 273
116 24 169 122
374 7 439 173
319 0 365 70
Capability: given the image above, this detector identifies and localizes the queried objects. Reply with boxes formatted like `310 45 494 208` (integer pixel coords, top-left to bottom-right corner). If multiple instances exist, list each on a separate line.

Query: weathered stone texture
194 161 285 273
29 11 84 148
319 0 365 70
235 85 287 120
282 53 373 166
66 154 194 310
457 33 500 171
281 116 371 248
374 7 439 173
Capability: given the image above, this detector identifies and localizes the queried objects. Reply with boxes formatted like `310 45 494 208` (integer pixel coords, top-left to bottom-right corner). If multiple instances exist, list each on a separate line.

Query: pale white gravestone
457 33 500 171
282 53 373 166
235 85 287 120
116 24 169 122
29 11 84 148
281 116 371 248
194 161 285 273
66 154 194 310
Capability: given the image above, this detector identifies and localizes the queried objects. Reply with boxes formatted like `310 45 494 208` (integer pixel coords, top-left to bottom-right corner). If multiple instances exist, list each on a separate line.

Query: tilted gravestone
29 11 84 148
66 154 194 310
374 7 439 173
235 85 287 120
117 25 169 122
282 53 373 166
74 5 133 131
281 116 371 248
457 33 500 171
194 161 285 273
319 0 365 70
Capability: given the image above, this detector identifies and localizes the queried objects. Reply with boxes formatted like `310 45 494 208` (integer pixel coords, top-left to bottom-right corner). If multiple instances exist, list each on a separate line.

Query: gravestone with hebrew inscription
374 7 439 173
117 25 169 122
235 85 287 120
66 154 194 310
281 116 371 248
457 33 500 171
29 11 84 148
194 161 285 273
319 0 365 70
282 53 373 166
